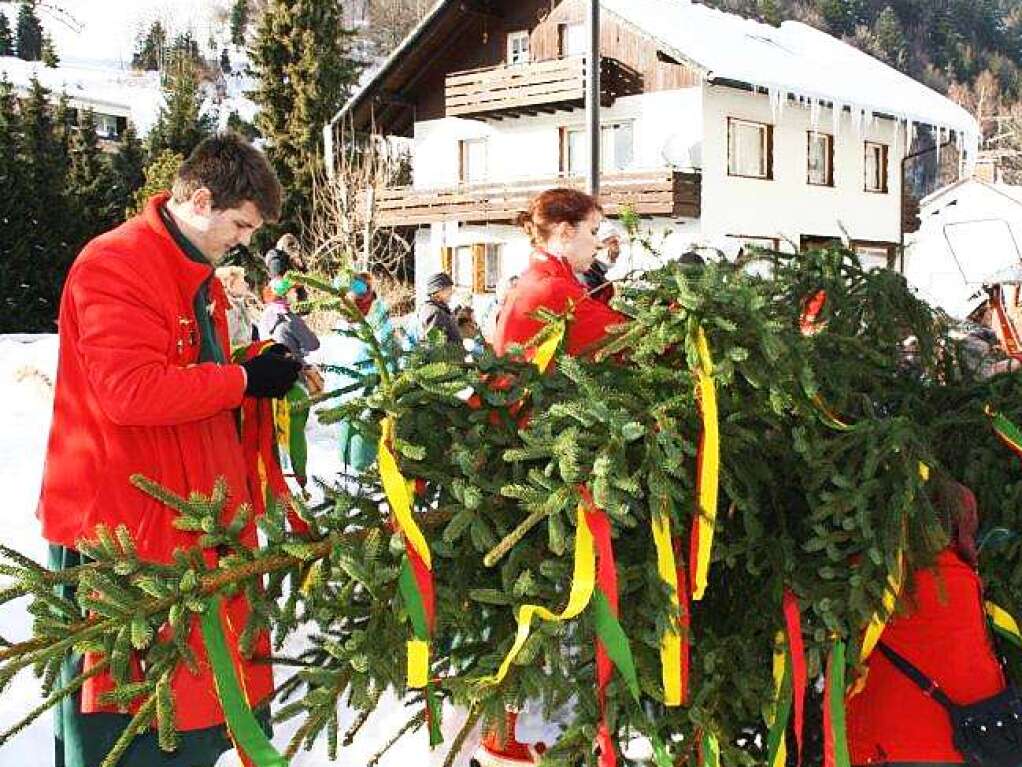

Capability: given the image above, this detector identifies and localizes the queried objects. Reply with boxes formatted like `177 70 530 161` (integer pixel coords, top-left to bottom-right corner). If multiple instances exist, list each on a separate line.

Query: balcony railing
445 56 641 119
373 170 701 227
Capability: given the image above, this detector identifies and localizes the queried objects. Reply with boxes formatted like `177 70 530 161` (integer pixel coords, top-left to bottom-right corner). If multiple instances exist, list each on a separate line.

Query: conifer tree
132 20 167 72
15 78 74 330
69 108 116 238
250 0 363 235
15 0 42 61
147 52 212 157
109 123 146 219
129 150 182 216
0 77 30 333
41 33 57 67
230 0 249 46
875 6 909 69
0 13 14 57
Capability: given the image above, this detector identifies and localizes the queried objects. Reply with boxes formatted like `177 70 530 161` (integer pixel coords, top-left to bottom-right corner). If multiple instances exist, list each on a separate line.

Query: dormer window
507 31 530 66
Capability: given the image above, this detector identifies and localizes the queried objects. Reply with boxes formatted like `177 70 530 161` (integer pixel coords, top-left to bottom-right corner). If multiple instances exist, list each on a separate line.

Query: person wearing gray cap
419 271 462 344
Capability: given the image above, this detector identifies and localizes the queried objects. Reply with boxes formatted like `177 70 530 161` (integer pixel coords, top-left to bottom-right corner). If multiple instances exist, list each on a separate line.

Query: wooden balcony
445 56 641 120
373 170 701 227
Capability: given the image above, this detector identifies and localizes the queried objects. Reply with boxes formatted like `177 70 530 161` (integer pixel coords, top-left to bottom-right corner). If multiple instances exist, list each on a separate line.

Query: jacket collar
142 192 215 297
530 250 582 284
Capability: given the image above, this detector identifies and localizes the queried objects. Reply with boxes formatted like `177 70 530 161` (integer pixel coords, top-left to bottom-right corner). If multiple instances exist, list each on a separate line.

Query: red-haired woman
475 189 627 767
493 188 626 359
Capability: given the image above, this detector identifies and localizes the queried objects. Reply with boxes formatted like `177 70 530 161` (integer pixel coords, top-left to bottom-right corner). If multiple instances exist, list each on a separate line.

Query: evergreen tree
129 149 182 216
170 30 201 66
0 77 30 332
874 6 909 69
109 123 147 219
15 0 43 61
250 0 363 235
68 108 116 239
41 33 58 67
147 52 213 157
0 13 14 57
230 0 249 47
15 78 74 330
132 20 167 72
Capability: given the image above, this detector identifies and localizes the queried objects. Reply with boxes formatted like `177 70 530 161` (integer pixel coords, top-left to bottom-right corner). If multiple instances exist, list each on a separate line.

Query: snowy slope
0 334 480 767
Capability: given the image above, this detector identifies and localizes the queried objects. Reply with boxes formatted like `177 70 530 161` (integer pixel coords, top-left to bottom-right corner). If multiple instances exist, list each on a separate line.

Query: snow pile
602 0 978 153
0 332 486 766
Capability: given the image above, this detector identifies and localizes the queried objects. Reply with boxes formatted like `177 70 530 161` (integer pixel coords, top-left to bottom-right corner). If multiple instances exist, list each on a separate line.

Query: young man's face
203 202 264 263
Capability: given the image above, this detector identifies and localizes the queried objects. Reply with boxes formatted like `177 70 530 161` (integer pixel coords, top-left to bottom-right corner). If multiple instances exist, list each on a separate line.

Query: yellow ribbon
532 323 566 374
987 601 1022 640
651 507 683 706
407 640 430 688
481 504 595 685
770 631 789 767
378 416 431 568
692 326 719 601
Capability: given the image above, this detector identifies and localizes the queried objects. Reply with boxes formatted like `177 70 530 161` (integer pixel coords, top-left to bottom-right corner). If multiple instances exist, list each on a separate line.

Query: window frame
559 121 635 176
851 239 898 270
507 30 530 66
807 130 834 187
458 138 488 184
558 22 586 58
727 117 773 180
864 141 889 194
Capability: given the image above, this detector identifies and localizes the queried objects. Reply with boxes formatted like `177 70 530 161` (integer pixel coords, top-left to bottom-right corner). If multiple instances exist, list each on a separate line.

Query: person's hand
241 353 301 398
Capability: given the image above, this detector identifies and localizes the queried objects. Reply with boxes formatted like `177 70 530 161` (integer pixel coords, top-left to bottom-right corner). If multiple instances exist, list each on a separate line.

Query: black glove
241 353 301 398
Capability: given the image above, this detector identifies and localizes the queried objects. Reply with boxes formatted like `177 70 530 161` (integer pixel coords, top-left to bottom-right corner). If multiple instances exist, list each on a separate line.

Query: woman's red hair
515 188 601 247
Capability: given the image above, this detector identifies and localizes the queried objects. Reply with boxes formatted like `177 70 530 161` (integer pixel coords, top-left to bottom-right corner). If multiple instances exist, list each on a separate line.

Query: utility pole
586 0 600 196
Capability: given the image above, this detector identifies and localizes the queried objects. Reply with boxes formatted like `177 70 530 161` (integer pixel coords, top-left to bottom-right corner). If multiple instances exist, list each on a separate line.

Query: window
558 22 586 57
728 118 772 179
800 235 841 253
865 142 889 193
807 131 833 186
560 123 634 176
507 31 530 65
94 113 120 140
852 241 896 270
446 244 502 293
730 235 781 253
459 139 487 184
484 244 502 292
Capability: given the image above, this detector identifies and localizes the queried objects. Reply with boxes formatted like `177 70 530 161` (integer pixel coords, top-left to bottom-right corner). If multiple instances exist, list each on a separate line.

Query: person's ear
191 187 213 216
557 221 576 242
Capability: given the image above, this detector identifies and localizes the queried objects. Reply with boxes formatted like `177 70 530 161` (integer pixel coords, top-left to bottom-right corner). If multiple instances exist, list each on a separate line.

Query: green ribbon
767 644 793 767
399 558 429 641
826 641 851 767
200 595 287 767
592 590 641 700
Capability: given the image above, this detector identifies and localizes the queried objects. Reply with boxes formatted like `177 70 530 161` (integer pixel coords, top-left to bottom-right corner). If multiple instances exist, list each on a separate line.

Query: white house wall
700 84 905 247
412 88 704 189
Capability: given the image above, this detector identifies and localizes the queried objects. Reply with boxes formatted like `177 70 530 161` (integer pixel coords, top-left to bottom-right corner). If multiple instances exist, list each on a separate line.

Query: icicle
853 108 864 138
906 119 915 153
935 126 943 174
810 99 822 132
778 90 787 120
832 101 843 139
768 87 780 122
864 108 874 134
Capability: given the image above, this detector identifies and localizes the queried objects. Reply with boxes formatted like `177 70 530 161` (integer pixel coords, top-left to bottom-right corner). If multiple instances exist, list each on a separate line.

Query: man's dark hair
172 132 282 222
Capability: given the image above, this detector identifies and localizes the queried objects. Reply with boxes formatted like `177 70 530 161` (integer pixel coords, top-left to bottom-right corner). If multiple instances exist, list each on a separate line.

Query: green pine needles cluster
4 247 1022 767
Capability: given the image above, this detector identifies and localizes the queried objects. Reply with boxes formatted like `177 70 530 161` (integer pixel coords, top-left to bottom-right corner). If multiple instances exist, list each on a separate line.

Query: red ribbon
674 536 691 705
783 590 806 764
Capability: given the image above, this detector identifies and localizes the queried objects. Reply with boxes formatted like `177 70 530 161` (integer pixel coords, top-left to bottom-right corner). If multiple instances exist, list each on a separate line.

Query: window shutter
472 244 486 294
441 247 454 276
881 145 889 193
827 135 835 186
766 125 775 180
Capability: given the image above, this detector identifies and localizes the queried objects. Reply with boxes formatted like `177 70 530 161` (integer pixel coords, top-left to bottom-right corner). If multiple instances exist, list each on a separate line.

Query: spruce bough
4 247 1022 766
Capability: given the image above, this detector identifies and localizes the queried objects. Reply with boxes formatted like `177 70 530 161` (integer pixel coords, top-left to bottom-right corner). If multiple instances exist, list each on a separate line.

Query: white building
904 178 1022 319
0 56 164 141
332 0 979 313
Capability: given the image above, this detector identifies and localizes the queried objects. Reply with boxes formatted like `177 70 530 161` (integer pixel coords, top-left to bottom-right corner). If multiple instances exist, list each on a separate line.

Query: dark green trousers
50 545 272 767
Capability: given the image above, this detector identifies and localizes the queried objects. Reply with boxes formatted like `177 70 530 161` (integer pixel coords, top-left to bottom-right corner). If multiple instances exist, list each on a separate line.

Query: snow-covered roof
0 56 164 135
602 0 977 143
337 0 979 152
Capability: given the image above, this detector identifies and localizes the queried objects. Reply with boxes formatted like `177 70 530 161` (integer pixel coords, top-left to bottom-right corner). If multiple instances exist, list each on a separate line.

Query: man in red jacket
37 133 301 767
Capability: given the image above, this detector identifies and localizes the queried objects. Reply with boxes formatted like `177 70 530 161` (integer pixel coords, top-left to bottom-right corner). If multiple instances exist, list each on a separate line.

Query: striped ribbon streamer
201 596 286 767
767 630 792 767
986 601 1022 649
531 321 566 374
986 406 1022 461
823 641 851 767
651 502 686 706
800 290 828 336
699 731 721 767
273 384 309 486
689 326 720 601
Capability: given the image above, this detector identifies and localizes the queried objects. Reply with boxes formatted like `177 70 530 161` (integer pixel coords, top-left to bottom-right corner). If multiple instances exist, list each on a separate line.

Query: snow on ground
0 333 479 767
